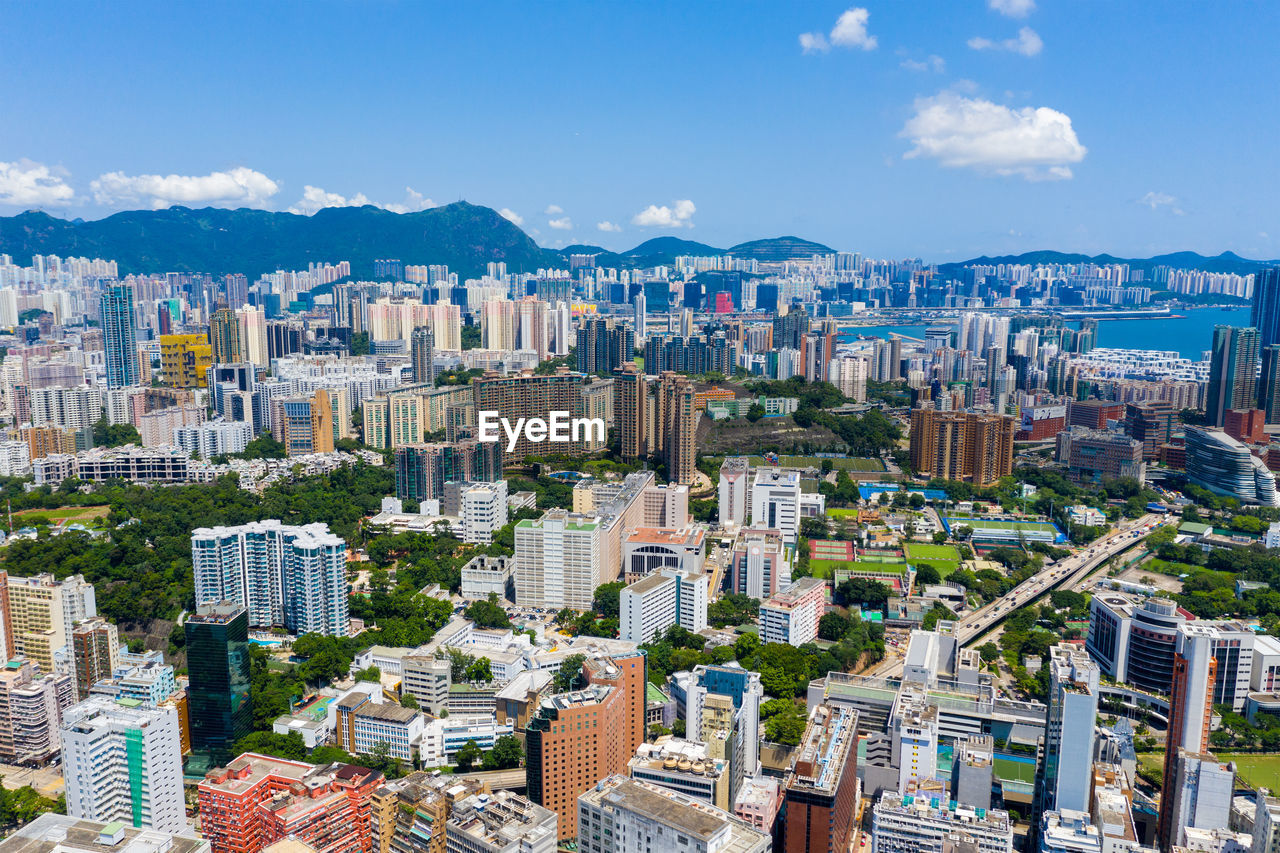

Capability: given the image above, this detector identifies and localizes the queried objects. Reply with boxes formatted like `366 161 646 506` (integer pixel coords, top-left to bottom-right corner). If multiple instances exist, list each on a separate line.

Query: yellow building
160 334 213 388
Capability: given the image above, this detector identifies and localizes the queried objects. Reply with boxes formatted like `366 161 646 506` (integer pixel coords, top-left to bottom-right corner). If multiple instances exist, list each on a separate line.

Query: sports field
945 515 1064 543
993 755 1037 784
747 455 885 472
1222 753 1280 791
904 543 960 561
904 542 961 579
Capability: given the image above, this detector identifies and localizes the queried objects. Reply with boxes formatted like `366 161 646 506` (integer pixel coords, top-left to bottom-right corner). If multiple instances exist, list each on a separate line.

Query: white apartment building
190 520 349 636
0 439 31 477
750 468 802 544
577 776 769 853
173 420 253 458
514 510 603 610
458 481 509 545
61 697 186 833
758 577 826 646
29 386 102 431
618 568 708 644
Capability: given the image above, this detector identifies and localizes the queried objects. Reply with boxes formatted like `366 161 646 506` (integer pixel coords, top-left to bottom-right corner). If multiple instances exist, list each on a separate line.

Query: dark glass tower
185 603 252 764
1253 267 1280 351
410 326 435 386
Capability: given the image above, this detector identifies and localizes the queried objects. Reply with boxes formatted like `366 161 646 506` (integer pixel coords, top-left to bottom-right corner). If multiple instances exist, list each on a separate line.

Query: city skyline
2 2 1279 261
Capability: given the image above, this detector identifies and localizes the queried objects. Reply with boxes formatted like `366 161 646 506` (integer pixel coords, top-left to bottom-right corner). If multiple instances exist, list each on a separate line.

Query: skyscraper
209 307 244 364
191 520 349 636
1159 624 1219 850
159 334 213 389
613 362 647 460
100 283 139 389
1260 345 1280 424
1253 267 1280 352
1205 325 1260 427
185 603 252 763
576 317 635 377
410 327 435 386
1042 644 1099 815
909 409 1015 487
653 371 697 485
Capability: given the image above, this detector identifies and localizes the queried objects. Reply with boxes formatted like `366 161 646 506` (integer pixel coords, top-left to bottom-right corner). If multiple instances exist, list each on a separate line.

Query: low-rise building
759 577 826 646
627 738 731 811
445 791 557 853
871 791 1013 853
577 775 769 853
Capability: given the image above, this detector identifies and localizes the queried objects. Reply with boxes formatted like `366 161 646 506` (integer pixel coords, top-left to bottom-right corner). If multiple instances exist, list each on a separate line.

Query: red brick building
197 754 382 853
1224 408 1268 445
1067 399 1126 430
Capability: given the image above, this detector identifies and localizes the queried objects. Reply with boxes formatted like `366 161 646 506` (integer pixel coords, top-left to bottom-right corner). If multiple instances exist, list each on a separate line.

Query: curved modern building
1185 426 1280 507
1087 593 1185 694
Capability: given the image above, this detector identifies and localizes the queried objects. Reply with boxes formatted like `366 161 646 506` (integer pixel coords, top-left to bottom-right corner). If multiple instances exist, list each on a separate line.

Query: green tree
454 739 483 772
92 417 141 448
483 734 524 770
554 654 587 692
465 594 512 629
593 582 626 620
746 403 766 423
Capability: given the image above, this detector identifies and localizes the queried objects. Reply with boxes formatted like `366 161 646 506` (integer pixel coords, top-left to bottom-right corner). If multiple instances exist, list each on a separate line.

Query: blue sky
2 1 1278 261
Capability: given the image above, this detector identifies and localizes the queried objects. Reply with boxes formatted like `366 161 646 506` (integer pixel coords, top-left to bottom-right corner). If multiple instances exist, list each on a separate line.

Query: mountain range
0 203 1273 281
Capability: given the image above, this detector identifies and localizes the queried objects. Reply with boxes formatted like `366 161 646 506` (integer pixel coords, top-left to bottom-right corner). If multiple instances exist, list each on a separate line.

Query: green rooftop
116 698 143 708
646 682 668 703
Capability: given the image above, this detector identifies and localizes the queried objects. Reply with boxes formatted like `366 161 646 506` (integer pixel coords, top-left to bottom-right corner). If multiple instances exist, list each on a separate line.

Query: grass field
993 756 1037 784
827 508 860 518
14 505 110 526
1222 754 1280 791
746 455 885 472
904 543 960 562
809 559 856 575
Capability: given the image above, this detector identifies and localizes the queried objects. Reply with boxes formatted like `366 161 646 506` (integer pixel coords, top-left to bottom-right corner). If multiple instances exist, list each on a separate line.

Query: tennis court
811 540 856 560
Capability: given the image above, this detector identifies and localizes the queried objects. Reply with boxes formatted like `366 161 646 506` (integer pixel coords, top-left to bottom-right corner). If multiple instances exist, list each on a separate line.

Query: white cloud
544 204 564 215
92 166 280 208
1138 191 1185 215
382 187 436 214
0 159 75 207
286 185 374 215
989 0 1035 18
800 7 876 53
799 32 829 53
968 26 1043 56
596 221 622 233
498 208 525 226
632 199 696 228
830 8 878 50
548 217 573 230
900 92 1087 180
901 54 946 73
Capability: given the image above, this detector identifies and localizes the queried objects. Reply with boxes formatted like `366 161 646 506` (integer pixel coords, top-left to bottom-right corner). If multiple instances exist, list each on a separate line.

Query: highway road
865 513 1173 678
953 512 1169 645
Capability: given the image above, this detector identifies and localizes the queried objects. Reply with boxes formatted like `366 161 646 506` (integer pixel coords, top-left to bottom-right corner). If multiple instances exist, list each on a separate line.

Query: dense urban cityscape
4 2 1280 853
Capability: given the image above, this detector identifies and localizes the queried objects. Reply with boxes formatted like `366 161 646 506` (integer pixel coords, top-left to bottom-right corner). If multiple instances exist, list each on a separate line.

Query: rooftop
0 814 209 853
